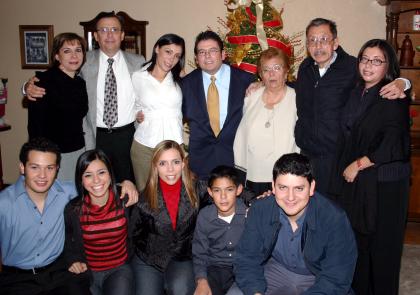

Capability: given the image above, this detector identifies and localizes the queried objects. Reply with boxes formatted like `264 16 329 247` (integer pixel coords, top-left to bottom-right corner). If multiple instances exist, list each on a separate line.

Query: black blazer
330 83 410 234
131 185 200 272
181 66 254 180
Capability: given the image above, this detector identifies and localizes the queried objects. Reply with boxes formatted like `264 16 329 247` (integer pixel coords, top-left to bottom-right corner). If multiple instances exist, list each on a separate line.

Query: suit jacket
181 65 254 179
80 50 145 149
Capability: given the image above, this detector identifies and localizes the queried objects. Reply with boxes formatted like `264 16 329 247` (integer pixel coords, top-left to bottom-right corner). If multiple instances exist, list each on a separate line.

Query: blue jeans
90 263 133 295
131 255 194 295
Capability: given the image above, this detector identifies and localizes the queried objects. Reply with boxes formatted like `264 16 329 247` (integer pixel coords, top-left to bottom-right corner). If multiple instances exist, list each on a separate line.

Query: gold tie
207 76 220 136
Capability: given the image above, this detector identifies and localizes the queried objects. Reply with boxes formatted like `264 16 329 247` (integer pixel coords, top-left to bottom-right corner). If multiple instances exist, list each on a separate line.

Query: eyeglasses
96 27 121 34
359 56 387 66
197 48 220 57
261 64 284 74
306 36 334 47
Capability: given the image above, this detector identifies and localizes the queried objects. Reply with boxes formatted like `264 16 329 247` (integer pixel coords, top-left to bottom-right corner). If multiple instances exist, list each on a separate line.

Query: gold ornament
232 43 252 65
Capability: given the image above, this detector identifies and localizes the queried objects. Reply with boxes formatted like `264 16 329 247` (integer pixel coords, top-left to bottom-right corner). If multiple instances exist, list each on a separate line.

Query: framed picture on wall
19 25 54 69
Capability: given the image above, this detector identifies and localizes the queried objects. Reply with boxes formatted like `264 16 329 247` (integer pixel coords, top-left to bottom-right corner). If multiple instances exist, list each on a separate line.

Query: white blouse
234 86 299 182
131 66 183 148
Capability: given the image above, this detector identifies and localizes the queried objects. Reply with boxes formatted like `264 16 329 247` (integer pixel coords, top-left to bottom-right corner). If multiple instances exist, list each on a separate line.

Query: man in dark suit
181 31 254 182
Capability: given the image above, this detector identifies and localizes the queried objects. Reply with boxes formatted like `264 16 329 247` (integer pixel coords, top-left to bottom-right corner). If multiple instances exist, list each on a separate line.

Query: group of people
0 9 412 295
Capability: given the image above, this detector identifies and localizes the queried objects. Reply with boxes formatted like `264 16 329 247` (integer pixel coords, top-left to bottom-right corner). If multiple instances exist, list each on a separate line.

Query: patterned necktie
207 75 220 136
103 58 118 128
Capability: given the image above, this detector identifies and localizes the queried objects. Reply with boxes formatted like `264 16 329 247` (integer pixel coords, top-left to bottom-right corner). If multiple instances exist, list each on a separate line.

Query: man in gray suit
26 11 145 182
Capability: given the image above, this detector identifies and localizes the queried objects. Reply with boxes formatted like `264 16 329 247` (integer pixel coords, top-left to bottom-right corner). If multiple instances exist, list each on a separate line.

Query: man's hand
120 180 139 207
245 81 264 97
136 110 145 123
379 79 406 99
25 76 46 101
68 262 88 274
194 278 212 295
343 161 359 183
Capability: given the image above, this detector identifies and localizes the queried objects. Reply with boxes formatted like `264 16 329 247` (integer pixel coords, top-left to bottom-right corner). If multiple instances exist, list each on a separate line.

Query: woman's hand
245 81 264 97
136 110 145 123
343 161 359 183
120 180 139 207
68 262 88 274
194 278 212 295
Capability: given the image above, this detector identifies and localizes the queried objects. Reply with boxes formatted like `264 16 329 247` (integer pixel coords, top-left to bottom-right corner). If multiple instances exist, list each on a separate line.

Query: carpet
400 244 420 295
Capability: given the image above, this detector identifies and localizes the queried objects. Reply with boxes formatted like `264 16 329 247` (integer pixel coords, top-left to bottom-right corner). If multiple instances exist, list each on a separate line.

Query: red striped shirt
80 191 128 271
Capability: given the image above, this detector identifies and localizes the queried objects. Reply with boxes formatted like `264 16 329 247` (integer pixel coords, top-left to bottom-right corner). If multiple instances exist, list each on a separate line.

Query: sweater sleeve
27 71 49 139
367 99 410 164
63 202 87 268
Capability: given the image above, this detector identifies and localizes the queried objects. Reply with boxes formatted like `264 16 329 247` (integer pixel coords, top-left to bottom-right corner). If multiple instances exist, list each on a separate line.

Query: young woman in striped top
64 149 134 295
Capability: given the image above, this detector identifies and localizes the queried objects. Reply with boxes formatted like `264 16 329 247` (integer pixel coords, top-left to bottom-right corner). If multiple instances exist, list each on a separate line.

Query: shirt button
40 221 43 224
37 254 40 256
228 253 232 257
228 242 232 245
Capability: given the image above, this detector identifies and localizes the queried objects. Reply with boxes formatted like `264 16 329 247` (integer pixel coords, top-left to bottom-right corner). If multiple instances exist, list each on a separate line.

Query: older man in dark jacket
294 18 408 195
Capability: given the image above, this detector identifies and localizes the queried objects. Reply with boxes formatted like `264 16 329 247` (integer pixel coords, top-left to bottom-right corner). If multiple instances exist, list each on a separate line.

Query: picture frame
19 25 54 69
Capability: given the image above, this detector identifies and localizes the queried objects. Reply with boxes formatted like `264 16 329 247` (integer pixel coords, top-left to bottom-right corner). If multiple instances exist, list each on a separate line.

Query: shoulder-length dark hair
144 33 185 84
51 32 86 70
357 39 400 86
75 149 120 207
143 140 197 210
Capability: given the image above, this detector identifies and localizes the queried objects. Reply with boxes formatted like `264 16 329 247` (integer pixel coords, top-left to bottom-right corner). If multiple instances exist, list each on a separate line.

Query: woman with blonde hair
131 140 200 295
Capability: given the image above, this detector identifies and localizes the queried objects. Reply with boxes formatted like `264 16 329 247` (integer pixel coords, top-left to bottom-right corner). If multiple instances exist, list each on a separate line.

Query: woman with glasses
233 47 299 196
130 34 185 192
330 39 410 295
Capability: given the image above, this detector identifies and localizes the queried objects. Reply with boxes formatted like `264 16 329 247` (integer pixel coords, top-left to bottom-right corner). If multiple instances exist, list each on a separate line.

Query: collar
99 49 122 64
279 202 308 228
202 63 228 81
208 198 247 221
314 50 338 71
15 175 65 200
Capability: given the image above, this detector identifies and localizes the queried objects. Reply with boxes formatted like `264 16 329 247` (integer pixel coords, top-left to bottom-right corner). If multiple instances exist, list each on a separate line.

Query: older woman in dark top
28 32 88 180
330 39 410 295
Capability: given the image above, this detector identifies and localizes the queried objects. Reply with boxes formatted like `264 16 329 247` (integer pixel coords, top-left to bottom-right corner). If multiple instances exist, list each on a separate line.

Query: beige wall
0 0 385 183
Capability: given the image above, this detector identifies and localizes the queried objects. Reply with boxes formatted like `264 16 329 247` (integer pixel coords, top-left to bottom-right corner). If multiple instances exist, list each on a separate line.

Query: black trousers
207 265 235 295
96 123 135 183
300 151 334 197
0 256 91 295
352 178 409 295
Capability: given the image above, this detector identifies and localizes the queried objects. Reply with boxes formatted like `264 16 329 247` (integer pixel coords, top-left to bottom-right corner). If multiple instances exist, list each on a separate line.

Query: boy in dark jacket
234 153 357 295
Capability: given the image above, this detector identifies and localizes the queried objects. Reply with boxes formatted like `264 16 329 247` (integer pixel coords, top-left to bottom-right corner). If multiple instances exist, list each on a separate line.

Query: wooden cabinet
80 11 148 57
386 0 420 221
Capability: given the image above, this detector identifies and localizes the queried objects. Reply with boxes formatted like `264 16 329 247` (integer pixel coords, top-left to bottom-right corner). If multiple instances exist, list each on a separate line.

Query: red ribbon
245 7 282 27
232 62 258 74
227 35 292 56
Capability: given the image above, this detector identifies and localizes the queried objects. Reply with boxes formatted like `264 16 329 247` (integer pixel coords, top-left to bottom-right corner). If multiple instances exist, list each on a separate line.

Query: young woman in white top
130 34 185 191
233 47 299 196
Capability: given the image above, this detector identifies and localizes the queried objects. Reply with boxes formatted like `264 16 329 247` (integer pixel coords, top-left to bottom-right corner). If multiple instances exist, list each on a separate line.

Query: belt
97 122 134 134
2 261 55 275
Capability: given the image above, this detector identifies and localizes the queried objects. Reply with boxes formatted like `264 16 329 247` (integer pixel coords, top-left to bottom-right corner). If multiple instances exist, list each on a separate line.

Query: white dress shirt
131 66 183 148
96 50 136 128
